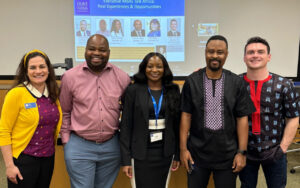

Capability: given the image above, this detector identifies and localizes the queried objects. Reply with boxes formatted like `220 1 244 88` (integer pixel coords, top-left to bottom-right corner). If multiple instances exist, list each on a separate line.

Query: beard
86 60 107 73
208 59 222 72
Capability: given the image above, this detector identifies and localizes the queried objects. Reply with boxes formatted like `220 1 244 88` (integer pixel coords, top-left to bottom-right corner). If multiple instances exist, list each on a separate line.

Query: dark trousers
8 153 55 188
188 165 237 188
239 154 287 188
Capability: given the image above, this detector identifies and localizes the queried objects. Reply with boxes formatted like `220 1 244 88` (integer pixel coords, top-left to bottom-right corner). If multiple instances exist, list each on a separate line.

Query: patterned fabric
181 69 255 169
244 75 272 135
204 73 225 131
23 96 59 157
242 73 300 154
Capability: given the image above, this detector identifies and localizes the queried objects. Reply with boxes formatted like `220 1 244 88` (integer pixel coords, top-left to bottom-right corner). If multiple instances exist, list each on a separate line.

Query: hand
171 160 180 171
6 165 23 184
232 153 246 173
194 68 201 72
122 166 132 178
280 144 288 153
180 149 194 172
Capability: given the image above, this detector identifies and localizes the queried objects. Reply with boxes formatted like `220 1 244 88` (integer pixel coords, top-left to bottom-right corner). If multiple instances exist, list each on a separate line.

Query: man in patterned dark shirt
239 36 300 188
180 35 255 188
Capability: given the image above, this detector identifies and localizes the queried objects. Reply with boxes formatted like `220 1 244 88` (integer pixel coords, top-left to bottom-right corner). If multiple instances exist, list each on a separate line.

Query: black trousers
8 153 55 188
188 165 237 188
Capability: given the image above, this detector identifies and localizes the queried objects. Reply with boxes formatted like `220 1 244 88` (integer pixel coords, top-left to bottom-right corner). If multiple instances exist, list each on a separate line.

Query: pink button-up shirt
59 62 130 144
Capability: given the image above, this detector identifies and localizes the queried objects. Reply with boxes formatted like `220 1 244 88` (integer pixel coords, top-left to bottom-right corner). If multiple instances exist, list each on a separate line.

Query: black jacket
120 83 180 166
131 29 146 37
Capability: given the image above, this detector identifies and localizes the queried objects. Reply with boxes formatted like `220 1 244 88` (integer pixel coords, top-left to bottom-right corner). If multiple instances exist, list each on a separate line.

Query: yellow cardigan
0 86 62 159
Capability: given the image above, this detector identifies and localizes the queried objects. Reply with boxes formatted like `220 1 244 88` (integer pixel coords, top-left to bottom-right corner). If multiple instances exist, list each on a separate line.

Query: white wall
0 0 299 76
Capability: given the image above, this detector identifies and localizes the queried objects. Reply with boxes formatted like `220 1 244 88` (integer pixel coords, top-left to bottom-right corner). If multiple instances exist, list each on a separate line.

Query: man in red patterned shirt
239 36 300 188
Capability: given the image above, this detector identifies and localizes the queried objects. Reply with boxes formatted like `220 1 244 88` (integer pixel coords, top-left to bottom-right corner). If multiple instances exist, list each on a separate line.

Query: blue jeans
64 133 121 188
239 154 287 188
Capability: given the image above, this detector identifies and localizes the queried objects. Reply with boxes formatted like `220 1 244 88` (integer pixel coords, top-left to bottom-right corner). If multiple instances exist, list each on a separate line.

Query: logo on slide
75 0 90 15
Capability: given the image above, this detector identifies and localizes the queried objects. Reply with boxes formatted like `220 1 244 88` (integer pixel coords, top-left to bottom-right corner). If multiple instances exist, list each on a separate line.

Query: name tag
24 102 36 109
150 131 162 142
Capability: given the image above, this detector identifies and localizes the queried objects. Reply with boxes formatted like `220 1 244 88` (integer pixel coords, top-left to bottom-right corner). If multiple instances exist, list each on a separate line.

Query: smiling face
85 35 110 72
205 39 228 72
151 22 158 31
145 56 164 85
80 20 87 32
115 20 121 30
159 47 165 54
99 20 107 31
244 43 271 70
170 20 177 31
27 56 49 88
134 20 142 31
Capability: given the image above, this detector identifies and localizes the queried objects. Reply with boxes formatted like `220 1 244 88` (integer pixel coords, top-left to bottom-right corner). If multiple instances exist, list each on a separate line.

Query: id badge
24 102 36 109
150 131 162 142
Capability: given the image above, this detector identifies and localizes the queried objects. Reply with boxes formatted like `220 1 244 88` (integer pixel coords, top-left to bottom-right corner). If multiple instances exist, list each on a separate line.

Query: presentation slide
1 0 299 78
74 0 185 75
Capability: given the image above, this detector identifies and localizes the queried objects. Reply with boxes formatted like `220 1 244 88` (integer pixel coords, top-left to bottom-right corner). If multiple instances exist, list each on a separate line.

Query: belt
73 131 118 144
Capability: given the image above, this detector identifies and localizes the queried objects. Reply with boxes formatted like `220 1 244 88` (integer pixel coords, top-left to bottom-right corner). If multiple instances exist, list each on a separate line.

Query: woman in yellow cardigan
0 50 62 188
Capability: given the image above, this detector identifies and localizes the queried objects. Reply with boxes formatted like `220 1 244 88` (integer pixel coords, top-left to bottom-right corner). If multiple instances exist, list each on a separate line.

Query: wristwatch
237 149 247 155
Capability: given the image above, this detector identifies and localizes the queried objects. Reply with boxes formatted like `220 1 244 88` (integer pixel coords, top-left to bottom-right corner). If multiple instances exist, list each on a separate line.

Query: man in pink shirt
60 34 131 188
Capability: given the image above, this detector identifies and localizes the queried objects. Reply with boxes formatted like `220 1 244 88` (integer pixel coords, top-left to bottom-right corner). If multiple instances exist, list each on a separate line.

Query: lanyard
148 88 163 126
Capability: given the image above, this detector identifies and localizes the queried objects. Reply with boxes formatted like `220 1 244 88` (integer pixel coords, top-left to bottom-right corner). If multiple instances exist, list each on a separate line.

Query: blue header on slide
74 0 184 16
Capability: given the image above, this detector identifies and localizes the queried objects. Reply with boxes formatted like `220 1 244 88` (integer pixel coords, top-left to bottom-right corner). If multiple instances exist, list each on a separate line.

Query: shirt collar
24 82 49 98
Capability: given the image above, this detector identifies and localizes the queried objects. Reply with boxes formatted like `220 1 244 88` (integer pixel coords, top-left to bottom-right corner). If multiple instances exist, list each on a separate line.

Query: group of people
78 18 181 38
78 19 125 37
0 34 299 188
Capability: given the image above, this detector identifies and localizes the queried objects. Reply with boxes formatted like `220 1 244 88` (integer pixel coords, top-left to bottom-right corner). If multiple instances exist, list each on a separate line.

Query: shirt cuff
60 131 71 144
